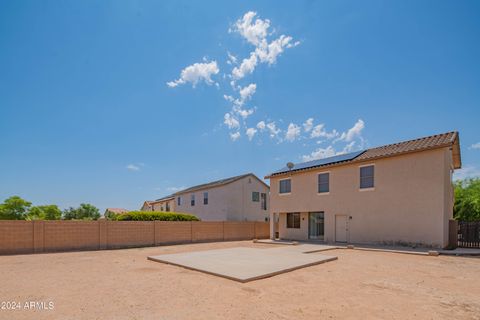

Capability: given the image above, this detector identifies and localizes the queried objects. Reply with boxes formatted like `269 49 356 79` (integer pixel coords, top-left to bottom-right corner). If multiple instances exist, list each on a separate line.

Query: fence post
33 220 45 253
448 219 458 249
99 219 107 250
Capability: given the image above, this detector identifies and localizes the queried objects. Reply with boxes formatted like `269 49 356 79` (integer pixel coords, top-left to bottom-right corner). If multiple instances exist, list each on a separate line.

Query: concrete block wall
0 221 270 255
154 221 192 244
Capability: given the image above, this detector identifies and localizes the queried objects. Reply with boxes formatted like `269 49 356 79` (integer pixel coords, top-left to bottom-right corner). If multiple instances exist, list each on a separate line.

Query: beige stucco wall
174 175 270 221
270 147 454 248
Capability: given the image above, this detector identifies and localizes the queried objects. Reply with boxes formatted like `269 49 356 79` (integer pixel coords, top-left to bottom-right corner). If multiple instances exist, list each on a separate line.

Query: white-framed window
360 165 374 189
252 192 260 202
191 194 195 206
177 197 181 206
318 172 330 193
261 193 267 210
279 179 291 194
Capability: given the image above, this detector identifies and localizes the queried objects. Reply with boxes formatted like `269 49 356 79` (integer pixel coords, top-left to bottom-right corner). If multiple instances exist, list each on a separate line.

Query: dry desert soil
0 240 479 320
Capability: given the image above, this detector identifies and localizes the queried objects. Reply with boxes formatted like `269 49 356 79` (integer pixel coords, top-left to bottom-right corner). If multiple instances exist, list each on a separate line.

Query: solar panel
272 150 366 175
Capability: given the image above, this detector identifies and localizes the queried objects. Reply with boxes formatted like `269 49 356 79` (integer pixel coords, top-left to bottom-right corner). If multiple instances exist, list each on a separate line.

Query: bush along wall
114 211 200 221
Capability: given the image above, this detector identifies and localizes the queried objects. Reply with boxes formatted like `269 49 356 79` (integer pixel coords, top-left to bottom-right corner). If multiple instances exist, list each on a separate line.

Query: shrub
113 211 200 221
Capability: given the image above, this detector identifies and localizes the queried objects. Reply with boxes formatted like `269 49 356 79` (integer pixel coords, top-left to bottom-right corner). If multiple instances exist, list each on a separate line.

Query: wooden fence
458 221 480 248
0 220 270 255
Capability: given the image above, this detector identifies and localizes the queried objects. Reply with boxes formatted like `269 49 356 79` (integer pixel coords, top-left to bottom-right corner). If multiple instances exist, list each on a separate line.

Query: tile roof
267 131 460 178
355 131 458 162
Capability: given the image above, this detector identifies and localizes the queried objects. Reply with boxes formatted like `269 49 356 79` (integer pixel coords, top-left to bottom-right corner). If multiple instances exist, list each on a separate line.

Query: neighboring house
104 208 128 219
141 195 175 212
265 132 461 248
154 173 269 221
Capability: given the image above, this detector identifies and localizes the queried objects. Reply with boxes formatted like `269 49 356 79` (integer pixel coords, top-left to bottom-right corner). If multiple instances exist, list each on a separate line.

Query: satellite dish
286 162 294 170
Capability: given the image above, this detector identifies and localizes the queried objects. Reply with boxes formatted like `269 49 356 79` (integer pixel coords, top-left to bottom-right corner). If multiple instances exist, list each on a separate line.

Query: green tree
62 203 100 220
454 178 480 221
0 196 32 220
27 205 62 220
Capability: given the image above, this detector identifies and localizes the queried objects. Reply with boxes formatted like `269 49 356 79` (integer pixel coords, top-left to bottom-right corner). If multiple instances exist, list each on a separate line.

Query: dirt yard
0 241 479 320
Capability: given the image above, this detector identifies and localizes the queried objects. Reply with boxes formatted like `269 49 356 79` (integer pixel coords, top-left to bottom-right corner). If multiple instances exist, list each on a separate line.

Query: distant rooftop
173 173 268 195
267 131 461 177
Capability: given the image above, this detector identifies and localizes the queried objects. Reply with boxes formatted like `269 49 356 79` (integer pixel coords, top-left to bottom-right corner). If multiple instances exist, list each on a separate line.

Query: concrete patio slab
148 246 337 282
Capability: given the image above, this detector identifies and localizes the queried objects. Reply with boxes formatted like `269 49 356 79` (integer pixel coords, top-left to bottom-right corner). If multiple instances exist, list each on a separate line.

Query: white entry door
335 215 348 243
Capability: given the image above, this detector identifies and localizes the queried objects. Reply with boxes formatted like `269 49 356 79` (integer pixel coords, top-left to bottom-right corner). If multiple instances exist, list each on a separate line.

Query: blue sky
1 0 479 212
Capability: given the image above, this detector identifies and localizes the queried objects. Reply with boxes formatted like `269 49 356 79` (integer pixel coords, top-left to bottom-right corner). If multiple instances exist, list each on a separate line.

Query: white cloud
231 52 258 80
233 106 255 119
341 141 356 154
226 52 238 65
285 123 301 142
230 131 241 141
126 164 140 171
311 124 339 139
255 35 297 65
232 11 270 46
167 60 219 88
230 12 299 81
223 94 234 102
224 113 240 129
338 119 365 142
303 118 314 132
256 121 266 131
470 142 480 150
246 127 257 141
266 121 281 138
167 186 186 192
302 146 337 162
454 165 480 180
235 83 257 106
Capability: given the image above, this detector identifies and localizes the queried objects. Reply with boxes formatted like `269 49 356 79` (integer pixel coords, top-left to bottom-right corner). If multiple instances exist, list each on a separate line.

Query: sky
1 0 479 212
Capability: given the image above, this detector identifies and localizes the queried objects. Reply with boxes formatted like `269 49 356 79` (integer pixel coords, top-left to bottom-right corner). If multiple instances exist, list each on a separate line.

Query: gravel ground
1 241 479 320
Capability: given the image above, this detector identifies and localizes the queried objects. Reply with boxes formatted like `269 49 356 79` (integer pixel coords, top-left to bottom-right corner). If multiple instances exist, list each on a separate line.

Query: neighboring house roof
154 195 175 202
142 195 174 208
173 173 269 195
105 208 128 214
266 131 461 178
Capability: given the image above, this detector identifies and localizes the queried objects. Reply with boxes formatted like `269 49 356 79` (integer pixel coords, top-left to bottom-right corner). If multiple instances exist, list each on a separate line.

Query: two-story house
265 132 461 248
142 173 270 221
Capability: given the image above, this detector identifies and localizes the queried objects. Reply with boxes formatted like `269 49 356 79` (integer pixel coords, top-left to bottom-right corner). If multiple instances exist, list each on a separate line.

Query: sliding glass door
308 212 324 240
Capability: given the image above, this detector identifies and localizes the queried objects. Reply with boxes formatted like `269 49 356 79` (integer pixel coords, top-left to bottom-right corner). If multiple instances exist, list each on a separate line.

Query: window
203 192 208 205
166 203 170 212
318 173 329 193
177 197 181 206
279 179 291 194
252 192 260 202
286 213 300 229
191 194 195 206
360 165 374 189
160 206 164 211
261 193 267 210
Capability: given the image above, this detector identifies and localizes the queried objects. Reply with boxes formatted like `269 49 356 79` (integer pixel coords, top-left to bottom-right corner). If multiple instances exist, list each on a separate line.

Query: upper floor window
177 197 181 206
203 192 208 205
318 173 330 193
261 193 267 210
360 165 375 189
279 179 291 194
286 212 300 229
252 192 260 202
191 194 195 206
